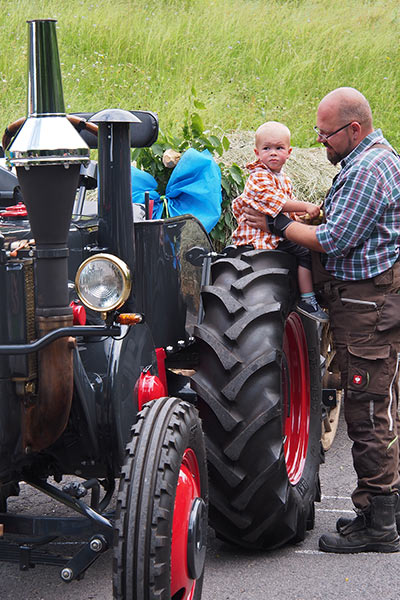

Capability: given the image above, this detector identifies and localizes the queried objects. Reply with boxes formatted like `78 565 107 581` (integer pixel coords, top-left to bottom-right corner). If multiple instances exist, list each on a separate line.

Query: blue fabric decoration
131 166 163 219
165 148 221 232
131 148 222 232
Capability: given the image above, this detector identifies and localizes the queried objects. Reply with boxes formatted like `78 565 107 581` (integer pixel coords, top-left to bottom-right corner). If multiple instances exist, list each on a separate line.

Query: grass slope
0 0 398 148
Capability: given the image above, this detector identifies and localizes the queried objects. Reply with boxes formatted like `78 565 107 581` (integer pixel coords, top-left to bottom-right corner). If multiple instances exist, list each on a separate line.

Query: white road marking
316 508 354 513
321 495 351 500
294 549 323 555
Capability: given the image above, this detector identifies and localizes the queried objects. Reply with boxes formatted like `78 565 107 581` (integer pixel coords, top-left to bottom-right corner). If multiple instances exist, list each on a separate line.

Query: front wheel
113 397 208 600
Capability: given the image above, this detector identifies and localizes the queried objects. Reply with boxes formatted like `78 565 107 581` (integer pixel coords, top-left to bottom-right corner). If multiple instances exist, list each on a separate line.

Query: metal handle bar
0 325 121 355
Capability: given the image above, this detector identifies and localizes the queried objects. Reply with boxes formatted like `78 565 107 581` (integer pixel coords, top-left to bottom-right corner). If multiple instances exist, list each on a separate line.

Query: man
243 87 400 553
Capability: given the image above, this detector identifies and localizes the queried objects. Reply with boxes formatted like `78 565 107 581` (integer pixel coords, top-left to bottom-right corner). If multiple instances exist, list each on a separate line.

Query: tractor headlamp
75 254 131 312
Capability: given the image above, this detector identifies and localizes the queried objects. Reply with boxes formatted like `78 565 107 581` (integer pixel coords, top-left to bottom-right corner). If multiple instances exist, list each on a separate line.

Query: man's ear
288 147 293 157
351 121 362 141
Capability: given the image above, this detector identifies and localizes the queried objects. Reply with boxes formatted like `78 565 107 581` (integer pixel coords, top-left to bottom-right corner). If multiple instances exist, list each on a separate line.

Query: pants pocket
377 294 400 331
347 344 391 394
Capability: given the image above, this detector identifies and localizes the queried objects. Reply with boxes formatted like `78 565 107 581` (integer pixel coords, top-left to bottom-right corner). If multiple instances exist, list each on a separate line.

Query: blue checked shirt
316 129 400 280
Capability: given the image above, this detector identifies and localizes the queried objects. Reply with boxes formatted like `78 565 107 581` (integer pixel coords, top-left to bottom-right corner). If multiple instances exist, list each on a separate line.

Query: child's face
255 129 292 173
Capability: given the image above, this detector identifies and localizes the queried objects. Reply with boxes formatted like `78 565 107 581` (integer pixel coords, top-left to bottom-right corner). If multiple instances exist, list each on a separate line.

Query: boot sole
319 538 400 554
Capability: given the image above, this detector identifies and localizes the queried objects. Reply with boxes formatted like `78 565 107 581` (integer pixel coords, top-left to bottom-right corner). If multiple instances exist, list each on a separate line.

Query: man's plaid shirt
231 159 293 249
317 129 400 280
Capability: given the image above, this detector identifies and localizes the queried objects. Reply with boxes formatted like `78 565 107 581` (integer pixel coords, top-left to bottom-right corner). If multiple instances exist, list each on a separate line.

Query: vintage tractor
0 17 333 600
0 19 209 600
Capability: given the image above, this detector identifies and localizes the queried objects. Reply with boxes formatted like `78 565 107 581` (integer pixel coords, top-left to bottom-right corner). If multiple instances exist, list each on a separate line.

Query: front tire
191 249 323 549
113 397 208 600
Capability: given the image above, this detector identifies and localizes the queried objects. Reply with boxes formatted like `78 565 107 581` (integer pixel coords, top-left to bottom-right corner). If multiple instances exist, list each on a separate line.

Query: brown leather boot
319 494 400 553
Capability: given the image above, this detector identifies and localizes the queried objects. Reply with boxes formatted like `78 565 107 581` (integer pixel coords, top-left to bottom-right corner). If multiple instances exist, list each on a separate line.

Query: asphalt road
1 403 399 600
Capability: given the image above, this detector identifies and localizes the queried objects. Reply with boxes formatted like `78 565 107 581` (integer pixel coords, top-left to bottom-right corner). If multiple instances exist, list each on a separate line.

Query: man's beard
324 139 352 165
325 146 345 165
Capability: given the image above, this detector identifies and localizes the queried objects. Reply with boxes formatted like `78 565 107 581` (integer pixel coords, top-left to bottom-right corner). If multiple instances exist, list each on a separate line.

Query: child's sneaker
296 298 329 323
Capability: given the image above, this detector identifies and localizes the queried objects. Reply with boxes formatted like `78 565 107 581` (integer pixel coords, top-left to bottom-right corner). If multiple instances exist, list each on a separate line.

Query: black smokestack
5 19 90 453
90 108 141 310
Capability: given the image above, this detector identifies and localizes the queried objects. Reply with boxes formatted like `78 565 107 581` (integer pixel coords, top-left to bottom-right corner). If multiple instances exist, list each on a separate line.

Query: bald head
319 87 373 133
316 87 374 164
254 121 292 172
255 121 291 147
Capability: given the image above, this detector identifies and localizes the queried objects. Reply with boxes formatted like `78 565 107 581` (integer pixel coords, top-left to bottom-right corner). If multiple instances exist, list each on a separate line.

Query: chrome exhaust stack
8 19 89 168
6 19 90 453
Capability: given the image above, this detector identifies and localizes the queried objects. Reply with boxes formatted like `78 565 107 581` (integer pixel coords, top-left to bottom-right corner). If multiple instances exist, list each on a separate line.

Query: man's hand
242 205 269 232
242 204 325 252
242 205 292 237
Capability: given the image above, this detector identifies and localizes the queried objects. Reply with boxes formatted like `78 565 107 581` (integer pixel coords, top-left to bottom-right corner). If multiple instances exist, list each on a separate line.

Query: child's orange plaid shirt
231 159 294 249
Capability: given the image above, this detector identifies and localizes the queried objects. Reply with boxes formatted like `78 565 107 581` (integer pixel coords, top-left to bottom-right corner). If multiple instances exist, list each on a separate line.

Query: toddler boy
231 121 327 323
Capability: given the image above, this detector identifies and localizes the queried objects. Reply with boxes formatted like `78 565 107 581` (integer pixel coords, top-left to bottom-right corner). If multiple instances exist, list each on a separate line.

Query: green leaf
221 179 231 195
194 99 206 110
208 135 221 147
211 229 223 243
230 163 243 175
191 85 197 97
191 113 204 136
178 140 190 151
131 148 141 161
224 211 233 226
222 136 230 151
152 143 165 157
229 168 243 185
170 134 184 147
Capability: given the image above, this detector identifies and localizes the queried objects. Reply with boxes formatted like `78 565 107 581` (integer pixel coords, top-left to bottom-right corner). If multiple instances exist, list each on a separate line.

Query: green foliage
0 1 399 148
133 90 246 249
213 164 244 250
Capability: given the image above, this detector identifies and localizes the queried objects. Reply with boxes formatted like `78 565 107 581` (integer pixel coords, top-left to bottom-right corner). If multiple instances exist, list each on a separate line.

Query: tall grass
0 0 398 147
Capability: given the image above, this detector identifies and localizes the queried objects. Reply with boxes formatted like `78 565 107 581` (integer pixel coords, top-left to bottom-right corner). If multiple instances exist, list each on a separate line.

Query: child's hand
305 203 320 218
297 204 324 225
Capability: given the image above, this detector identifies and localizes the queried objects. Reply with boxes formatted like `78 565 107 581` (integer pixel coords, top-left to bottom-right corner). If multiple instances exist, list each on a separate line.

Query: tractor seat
71 110 158 149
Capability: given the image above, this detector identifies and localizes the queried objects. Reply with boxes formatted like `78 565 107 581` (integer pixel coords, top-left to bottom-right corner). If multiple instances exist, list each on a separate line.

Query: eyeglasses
313 122 354 141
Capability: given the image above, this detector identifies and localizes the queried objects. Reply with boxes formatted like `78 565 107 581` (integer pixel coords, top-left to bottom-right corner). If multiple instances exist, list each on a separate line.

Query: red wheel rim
282 312 310 485
171 448 202 599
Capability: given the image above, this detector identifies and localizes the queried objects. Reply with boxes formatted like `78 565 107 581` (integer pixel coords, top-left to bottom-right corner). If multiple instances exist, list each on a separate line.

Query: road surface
1 404 399 600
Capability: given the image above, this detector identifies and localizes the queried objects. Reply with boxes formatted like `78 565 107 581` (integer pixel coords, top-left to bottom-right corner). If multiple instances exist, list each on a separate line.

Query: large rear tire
113 397 208 599
191 249 323 549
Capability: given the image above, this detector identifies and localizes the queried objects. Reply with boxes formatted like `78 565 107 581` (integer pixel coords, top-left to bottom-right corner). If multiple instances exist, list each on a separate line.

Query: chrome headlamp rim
75 253 131 313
